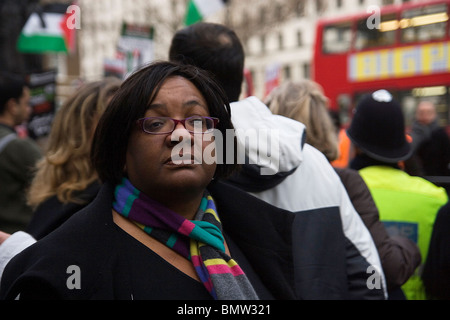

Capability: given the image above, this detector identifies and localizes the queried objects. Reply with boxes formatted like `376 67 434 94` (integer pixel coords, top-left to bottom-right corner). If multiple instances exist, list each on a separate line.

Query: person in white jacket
169 22 387 299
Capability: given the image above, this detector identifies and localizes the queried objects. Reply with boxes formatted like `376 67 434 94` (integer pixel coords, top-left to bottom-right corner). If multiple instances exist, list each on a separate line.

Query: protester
0 73 42 233
422 200 450 300
0 61 377 300
0 78 121 284
169 22 386 299
26 77 121 239
347 89 448 300
265 80 421 298
409 100 450 176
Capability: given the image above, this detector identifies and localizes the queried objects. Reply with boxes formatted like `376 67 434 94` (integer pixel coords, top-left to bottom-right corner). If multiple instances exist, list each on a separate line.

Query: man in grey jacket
0 74 42 233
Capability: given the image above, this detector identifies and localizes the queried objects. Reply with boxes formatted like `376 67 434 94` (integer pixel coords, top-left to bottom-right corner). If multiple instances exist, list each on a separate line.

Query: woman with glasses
0 61 271 300
1 61 375 301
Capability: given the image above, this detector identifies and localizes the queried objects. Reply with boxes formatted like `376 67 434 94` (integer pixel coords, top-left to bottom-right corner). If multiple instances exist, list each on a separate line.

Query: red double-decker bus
312 0 450 130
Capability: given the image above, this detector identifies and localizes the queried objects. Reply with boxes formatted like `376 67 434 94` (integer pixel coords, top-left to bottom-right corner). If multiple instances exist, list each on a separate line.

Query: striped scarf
113 178 259 300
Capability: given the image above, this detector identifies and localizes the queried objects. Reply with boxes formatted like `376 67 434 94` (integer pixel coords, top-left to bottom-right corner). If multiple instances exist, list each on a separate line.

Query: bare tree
142 0 313 55
144 0 190 54
224 0 308 47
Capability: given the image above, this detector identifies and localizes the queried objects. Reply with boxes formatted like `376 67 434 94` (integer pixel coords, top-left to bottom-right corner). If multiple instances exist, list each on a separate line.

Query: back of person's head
27 77 122 208
169 22 245 103
265 80 339 162
0 73 27 115
347 89 412 163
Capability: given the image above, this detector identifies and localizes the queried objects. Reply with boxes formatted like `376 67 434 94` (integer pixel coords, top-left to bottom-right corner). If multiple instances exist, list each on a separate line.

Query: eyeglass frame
136 115 220 135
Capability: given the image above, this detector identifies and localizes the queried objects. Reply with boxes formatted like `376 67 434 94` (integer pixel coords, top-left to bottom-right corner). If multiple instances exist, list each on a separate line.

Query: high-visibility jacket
359 166 448 300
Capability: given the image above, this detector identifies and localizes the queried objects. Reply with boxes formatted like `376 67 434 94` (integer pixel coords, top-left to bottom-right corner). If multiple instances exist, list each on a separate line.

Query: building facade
1 0 434 103
234 0 416 98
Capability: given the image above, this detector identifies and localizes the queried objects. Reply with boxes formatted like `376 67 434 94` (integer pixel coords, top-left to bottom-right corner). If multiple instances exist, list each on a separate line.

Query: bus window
322 22 352 54
401 3 448 43
355 13 397 50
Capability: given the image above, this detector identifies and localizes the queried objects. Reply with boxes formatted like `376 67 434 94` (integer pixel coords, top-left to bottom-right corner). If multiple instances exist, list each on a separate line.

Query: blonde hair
27 77 121 208
265 80 339 162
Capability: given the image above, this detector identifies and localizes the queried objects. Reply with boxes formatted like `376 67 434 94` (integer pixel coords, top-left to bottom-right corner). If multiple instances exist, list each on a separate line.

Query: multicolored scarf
113 178 259 300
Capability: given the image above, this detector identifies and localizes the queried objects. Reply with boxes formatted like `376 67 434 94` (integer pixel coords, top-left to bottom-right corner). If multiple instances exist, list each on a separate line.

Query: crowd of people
0 22 449 300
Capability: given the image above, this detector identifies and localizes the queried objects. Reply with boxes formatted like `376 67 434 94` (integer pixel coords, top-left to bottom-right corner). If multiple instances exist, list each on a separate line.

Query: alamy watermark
366 5 381 30
169 127 281 176
66 5 81 30
65 264 383 292
366 265 383 290
64 5 384 31
66 265 81 290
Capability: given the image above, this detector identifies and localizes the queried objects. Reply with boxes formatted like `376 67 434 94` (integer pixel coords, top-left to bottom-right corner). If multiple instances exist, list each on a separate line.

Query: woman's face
125 76 217 201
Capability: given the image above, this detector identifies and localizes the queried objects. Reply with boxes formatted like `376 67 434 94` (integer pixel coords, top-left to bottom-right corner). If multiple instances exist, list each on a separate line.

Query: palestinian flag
17 4 76 54
184 0 228 26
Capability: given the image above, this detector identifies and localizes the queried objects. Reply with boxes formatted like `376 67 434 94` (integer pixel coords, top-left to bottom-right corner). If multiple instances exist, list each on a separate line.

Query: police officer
347 90 448 300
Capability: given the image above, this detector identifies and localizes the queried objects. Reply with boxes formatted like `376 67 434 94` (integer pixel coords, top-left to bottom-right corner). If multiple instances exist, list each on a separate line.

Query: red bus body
313 0 450 128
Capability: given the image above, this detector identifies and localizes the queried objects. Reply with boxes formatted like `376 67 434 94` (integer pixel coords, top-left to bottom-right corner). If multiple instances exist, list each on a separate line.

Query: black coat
26 182 101 240
0 180 385 300
422 201 450 300
416 127 450 176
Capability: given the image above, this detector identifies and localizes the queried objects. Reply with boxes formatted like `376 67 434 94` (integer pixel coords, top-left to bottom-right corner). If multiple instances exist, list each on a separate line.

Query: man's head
0 73 31 126
415 100 437 126
169 22 245 103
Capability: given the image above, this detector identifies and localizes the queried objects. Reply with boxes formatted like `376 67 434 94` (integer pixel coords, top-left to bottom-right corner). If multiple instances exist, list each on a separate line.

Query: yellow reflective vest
359 166 448 300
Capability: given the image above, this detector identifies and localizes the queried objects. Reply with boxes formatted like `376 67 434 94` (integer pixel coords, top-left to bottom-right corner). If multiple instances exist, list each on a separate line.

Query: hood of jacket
226 96 306 192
